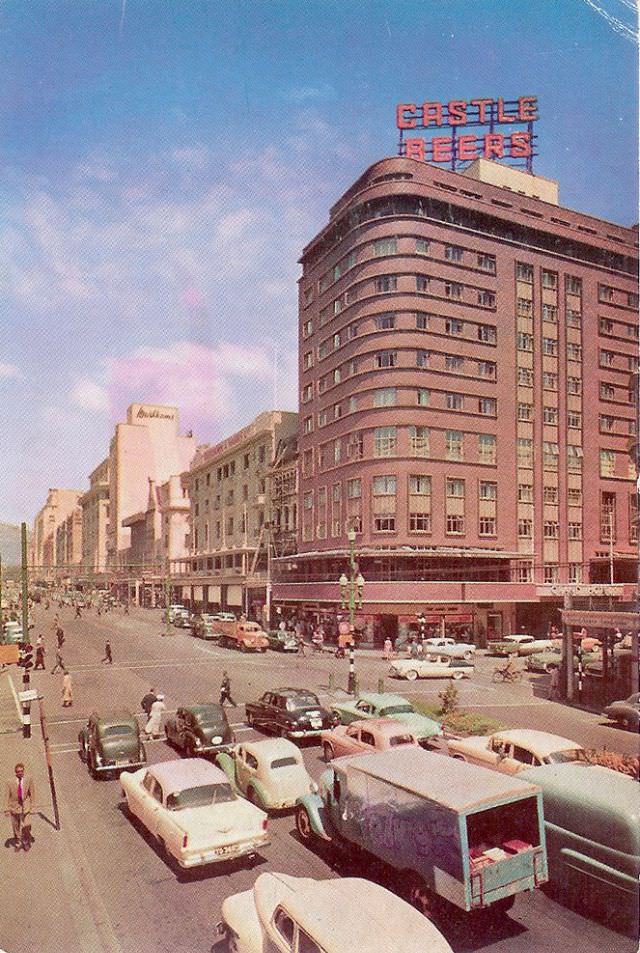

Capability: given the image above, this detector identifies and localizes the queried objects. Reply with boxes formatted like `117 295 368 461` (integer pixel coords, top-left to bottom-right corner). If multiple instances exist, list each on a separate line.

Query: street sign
18 689 39 703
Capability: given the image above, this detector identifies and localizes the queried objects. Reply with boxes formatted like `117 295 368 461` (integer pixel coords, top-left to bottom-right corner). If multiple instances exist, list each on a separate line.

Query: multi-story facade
80 458 110 576
55 507 83 583
273 156 638 643
172 411 298 618
31 488 83 582
271 432 299 558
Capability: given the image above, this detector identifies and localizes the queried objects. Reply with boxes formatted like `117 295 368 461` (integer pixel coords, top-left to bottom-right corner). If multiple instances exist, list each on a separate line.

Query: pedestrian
219 671 237 707
74 605 82 619
6 763 35 852
97 605 102 617
297 634 306 656
278 619 286 633
548 665 560 700
382 637 393 660
145 694 166 739
141 687 158 716
62 670 73 707
101 640 113 664
34 643 46 670
51 650 64 675
56 627 65 650
124 603 129 616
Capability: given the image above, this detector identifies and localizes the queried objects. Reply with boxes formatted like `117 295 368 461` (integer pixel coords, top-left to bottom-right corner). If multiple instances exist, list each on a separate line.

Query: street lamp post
339 528 364 694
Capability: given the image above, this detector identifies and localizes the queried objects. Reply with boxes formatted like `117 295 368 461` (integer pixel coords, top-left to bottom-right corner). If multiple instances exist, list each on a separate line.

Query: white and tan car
320 717 418 761
213 872 454 953
423 637 476 660
447 729 588 774
216 738 317 812
389 654 475 681
121 758 269 869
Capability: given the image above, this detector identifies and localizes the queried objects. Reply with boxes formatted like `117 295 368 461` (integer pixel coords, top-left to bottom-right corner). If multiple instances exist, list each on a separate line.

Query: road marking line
8 674 21 719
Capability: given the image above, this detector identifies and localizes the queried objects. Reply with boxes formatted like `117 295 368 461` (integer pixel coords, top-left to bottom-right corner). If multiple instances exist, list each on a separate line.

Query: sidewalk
0 701 122 953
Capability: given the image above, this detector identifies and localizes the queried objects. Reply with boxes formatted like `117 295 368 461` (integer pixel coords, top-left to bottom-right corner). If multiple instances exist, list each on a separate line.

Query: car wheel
246 787 260 808
452 670 464 681
296 805 314 842
463 650 473 661
406 669 419 681
323 742 334 762
246 711 254 727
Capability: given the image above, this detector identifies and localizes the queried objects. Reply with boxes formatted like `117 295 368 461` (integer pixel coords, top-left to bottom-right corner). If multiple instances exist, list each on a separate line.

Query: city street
0 605 636 953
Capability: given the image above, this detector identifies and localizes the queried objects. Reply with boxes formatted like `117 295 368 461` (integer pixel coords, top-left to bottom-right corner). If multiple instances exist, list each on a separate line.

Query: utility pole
38 695 60 830
163 557 172 636
339 528 364 694
21 523 29 642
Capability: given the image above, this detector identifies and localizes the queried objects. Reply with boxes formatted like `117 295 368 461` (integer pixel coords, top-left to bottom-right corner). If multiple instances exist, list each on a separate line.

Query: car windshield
102 725 135 737
166 782 235 810
544 748 588 765
381 705 414 716
270 756 299 769
389 734 414 746
287 695 320 711
193 710 224 728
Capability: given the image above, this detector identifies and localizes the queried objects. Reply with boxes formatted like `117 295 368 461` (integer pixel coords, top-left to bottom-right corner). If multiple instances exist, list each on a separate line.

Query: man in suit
6 763 35 851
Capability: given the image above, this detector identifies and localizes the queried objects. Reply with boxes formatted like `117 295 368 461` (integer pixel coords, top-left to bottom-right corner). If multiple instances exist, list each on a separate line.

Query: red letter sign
470 98 493 123
396 104 417 129
432 136 452 162
405 138 425 161
509 132 531 157
457 135 479 161
484 134 504 159
518 96 538 122
421 102 443 127
447 100 468 126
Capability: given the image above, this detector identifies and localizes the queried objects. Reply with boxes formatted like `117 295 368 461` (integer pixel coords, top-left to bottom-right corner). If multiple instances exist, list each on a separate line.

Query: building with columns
31 488 84 582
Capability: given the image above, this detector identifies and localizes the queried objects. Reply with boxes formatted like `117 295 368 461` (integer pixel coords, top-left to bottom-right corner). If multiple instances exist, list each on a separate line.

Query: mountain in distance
0 523 24 565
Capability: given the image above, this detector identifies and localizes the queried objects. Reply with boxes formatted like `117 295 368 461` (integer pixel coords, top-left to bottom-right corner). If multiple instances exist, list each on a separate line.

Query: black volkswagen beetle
164 703 235 757
78 711 146 779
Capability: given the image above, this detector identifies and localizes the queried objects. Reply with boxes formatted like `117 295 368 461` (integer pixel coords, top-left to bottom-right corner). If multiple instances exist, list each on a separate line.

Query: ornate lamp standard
339 527 365 694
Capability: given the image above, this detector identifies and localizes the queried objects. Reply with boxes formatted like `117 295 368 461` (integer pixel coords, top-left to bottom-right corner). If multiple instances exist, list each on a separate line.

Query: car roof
148 758 227 794
492 729 583 754
354 692 413 706
348 718 416 736
275 687 320 698
253 873 453 953
92 711 137 728
333 748 540 812
242 737 302 760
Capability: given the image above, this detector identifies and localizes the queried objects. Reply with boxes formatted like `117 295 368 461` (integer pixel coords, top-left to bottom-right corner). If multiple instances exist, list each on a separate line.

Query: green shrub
437 680 460 716
584 749 639 778
414 700 505 736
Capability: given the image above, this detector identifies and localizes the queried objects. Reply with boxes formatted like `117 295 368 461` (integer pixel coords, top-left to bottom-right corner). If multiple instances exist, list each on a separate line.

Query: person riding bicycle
500 655 517 677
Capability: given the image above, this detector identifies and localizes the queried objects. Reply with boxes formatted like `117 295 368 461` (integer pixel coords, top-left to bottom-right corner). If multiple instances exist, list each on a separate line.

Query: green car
266 630 299 652
526 650 598 673
329 692 442 745
78 711 146 779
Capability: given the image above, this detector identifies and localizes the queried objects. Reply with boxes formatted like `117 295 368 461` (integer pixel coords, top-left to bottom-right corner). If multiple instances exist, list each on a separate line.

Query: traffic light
417 612 427 640
18 643 33 684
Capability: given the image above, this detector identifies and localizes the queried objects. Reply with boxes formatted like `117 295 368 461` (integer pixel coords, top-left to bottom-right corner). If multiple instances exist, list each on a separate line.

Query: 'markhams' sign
396 96 538 172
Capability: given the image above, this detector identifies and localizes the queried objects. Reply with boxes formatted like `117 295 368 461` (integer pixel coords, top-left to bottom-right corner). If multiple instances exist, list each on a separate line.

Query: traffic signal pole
20 523 33 737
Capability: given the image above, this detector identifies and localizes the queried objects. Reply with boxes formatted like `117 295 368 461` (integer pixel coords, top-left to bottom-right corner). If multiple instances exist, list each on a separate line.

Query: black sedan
164 703 235 757
245 688 339 741
602 693 640 731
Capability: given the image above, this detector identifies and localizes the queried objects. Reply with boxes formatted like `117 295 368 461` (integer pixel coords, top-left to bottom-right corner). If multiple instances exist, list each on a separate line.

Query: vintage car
78 711 147 779
245 688 339 741
120 758 269 869
447 728 588 774
329 692 442 745
164 703 234 757
526 648 598 673
167 604 187 623
320 717 418 762
216 737 317 811
190 616 218 640
486 633 535 656
422 637 476 660
389 654 475 681
213 872 454 953
602 692 640 731
514 638 557 657
265 629 299 652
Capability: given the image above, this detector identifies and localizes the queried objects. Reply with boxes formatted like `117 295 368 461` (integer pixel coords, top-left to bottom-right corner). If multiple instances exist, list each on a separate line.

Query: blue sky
0 0 637 524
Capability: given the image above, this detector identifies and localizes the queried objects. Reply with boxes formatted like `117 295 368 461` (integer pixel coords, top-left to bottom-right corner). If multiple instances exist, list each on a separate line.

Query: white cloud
69 377 109 412
0 362 21 379
216 208 258 242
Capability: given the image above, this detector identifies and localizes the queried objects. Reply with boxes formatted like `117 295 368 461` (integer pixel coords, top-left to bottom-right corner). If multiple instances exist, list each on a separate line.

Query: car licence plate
310 719 322 729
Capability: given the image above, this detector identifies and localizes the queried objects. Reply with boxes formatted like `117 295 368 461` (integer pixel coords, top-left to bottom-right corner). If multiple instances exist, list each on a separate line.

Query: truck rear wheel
296 805 314 842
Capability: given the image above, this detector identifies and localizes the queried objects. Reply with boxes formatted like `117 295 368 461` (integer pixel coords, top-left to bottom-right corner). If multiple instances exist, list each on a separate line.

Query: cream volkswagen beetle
121 758 269 869
213 872 454 953
216 738 317 812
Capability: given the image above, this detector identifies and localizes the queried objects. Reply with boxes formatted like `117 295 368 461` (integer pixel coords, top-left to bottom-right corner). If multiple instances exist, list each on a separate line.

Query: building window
568 522 582 540
543 442 559 470
567 411 581 429
479 481 497 500
302 384 313 403
479 516 497 536
410 474 431 495
541 270 557 289
416 238 430 254
542 405 557 424
516 298 533 317
445 354 464 371
373 387 397 407
303 351 313 370
376 350 397 368
408 426 430 457
477 324 497 343
517 262 534 282
567 343 582 362
518 402 533 421
417 388 430 406
598 284 614 303
409 513 431 532
446 430 464 461
375 313 396 330
348 396 358 413
515 562 533 583
374 237 397 257
478 397 497 416
599 317 614 335
303 416 313 434
302 318 313 337
477 361 496 379
445 281 463 300
374 515 396 532
518 483 533 502
446 393 464 410
600 350 615 367
446 478 465 498
518 367 534 386
600 382 615 400
518 519 532 538
568 563 583 583
415 311 430 329
543 485 558 503
517 438 533 467
478 290 495 307
600 449 616 477
333 439 342 465
601 492 616 541
543 565 559 584
374 427 397 457
628 292 639 308
333 298 342 316
543 372 558 391
600 414 615 433
542 304 558 323
375 276 397 293
565 276 582 294
543 521 559 539
332 368 341 385
478 434 497 464
347 478 361 498
517 333 534 351
318 410 328 427
567 376 581 396
478 253 496 273
333 333 342 350
629 493 638 542
416 349 430 368
446 514 465 534
445 318 464 336
347 432 363 459
372 475 397 495
543 337 558 356
566 309 582 328
568 488 582 505
445 245 464 262
416 275 430 292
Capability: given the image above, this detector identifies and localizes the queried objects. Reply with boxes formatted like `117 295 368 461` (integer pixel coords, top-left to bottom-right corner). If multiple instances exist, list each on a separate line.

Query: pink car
320 717 418 762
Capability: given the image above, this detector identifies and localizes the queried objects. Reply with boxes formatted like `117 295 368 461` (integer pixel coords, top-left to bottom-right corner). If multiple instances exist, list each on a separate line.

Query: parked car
245 688 339 741
422 637 476 660
78 711 147 779
1 621 23 644
164 703 234 757
602 692 640 731
389 654 475 681
120 758 269 869
526 648 599 673
447 729 588 774
172 611 192 629
167 604 187 623
213 872 454 953
514 639 557 657
265 629 299 652
519 764 639 932
486 634 534 656
216 738 317 811
296 748 548 917
320 717 418 762
329 692 442 745
190 617 218 640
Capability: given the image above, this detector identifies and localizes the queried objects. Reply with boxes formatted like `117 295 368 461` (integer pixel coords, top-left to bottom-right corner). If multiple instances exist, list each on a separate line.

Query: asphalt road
3 605 637 953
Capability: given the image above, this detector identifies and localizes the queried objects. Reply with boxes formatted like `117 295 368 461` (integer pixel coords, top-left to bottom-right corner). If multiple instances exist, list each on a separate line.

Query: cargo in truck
296 747 547 919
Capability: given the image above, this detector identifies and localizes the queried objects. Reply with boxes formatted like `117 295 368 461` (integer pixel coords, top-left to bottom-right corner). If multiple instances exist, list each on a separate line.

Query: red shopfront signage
396 96 538 173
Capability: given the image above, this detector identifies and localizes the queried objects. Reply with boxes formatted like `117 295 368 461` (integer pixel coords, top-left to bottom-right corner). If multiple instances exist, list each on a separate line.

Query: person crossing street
219 671 237 707
101 640 113 664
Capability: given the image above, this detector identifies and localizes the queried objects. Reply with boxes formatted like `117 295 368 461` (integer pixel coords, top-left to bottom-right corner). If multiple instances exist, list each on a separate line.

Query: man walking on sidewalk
51 650 65 674
34 638 46 670
6 763 35 852
219 671 237 707
101 640 113 664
